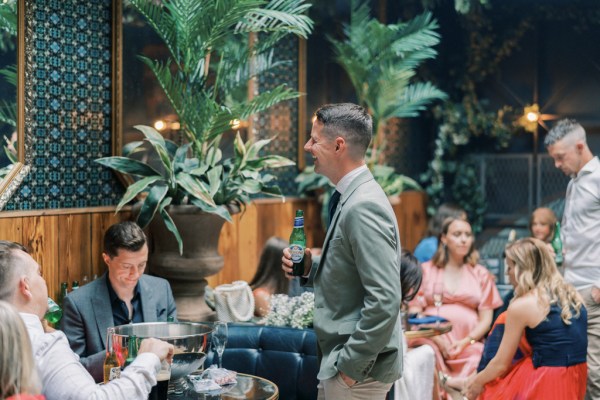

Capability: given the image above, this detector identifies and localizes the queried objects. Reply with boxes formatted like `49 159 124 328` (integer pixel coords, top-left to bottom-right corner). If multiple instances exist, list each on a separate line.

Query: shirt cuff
130 352 161 374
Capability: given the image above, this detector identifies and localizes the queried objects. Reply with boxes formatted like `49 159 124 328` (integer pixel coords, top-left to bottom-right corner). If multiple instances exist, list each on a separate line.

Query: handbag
213 280 255 322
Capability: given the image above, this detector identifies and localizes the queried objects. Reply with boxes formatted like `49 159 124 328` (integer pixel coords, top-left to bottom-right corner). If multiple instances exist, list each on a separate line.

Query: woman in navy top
464 237 587 400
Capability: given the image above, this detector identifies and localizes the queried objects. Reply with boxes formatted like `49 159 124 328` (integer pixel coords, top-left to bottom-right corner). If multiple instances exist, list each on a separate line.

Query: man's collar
19 312 44 333
106 273 141 304
335 164 368 195
577 156 600 178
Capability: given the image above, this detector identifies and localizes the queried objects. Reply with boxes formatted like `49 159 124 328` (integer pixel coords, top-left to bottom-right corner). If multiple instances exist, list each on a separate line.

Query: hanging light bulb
517 104 540 133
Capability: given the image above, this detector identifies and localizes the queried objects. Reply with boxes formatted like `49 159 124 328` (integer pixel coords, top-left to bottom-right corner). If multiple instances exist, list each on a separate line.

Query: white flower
262 292 315 329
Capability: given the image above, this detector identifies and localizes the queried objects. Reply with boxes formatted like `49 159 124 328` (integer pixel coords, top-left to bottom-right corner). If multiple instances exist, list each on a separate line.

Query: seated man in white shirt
0 240 174 400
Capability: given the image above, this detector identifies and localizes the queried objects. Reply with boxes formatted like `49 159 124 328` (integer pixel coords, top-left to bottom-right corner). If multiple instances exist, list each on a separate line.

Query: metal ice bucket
113 322 212 383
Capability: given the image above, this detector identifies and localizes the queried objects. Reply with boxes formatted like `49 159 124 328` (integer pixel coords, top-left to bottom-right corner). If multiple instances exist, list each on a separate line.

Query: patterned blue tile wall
254 35 302 197
6 0 302 210
7 0 124 210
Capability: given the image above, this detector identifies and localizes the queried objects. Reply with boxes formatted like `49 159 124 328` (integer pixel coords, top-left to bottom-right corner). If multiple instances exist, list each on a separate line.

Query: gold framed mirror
0 0 26 210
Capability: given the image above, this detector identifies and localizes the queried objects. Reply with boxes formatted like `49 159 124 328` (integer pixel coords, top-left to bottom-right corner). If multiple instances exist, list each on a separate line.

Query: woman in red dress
464 238 587 400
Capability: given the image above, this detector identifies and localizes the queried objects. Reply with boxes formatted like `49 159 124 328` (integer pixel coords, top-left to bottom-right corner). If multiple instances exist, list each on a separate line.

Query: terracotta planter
148 205 227 322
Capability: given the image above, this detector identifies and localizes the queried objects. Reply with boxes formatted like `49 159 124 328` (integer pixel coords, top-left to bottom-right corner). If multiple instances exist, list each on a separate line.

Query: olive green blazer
306 169 403 383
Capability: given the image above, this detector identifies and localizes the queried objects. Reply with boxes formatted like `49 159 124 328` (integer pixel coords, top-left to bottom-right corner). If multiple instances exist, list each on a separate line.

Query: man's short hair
103 221 147 258
544 118 586 147
0 241 29 301
314 103 372 158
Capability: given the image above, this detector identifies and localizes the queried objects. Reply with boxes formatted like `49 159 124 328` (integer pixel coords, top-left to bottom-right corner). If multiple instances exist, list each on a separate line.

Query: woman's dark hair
426 203 467 237
249 237 290 294
400 250 422 303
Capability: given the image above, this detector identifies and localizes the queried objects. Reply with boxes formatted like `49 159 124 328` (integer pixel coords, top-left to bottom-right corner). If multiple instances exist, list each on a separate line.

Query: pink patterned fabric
408 261 503 380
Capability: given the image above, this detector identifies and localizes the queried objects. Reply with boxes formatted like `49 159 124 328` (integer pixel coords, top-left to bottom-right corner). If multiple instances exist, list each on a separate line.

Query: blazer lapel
93 274 114 349
318 169 374 273
139 275 156 322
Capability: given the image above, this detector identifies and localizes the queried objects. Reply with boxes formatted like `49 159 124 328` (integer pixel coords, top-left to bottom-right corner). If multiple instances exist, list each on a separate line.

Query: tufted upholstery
204 323 319 400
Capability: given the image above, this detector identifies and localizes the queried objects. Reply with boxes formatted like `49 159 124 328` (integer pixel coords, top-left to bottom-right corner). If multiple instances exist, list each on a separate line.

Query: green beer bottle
124 335 138 368
72 280 80 290
44 297 62 324
58 282 69 307
552 221 563 267
289 210 306 276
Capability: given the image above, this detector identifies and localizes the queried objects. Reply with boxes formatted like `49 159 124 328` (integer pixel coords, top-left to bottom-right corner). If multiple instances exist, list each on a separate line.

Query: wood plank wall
0 192 427 299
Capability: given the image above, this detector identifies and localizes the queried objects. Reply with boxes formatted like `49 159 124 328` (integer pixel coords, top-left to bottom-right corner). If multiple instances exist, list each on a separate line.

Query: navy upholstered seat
204 323 319 400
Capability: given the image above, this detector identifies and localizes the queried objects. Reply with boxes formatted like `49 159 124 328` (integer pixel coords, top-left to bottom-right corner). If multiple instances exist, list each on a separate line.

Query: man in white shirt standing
0 240 174 400
545 118 600 400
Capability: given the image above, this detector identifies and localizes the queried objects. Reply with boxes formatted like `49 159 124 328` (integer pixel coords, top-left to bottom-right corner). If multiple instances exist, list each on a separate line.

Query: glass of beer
148 360 170 400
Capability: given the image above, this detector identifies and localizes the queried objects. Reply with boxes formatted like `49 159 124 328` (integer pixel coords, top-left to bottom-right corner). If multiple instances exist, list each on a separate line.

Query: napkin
188 377 221 392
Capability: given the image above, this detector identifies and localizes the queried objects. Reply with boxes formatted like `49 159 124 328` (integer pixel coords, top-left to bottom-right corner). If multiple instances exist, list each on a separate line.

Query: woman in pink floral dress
409 217 502 397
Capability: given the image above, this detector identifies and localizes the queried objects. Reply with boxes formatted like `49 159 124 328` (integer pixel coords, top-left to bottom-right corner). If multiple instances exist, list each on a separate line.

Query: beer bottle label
290 244 305 263
109 366 121 381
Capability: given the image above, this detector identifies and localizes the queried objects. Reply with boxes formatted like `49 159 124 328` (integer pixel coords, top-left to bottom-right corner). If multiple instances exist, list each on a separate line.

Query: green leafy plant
297 0 442 209
97 0 313 253
329 0 446 168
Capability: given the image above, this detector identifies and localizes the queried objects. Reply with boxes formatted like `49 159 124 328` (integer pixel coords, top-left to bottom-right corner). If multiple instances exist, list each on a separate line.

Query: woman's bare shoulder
506 292 544 324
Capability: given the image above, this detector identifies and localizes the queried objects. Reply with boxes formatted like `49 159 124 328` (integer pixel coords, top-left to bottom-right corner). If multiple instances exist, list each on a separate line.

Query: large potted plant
97 0 313 320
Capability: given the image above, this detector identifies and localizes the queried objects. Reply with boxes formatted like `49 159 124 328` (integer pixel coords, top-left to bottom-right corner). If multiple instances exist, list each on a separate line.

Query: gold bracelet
469 336 476 345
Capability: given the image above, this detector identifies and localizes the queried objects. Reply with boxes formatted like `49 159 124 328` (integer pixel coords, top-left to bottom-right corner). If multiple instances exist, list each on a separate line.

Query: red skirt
480 356 587 400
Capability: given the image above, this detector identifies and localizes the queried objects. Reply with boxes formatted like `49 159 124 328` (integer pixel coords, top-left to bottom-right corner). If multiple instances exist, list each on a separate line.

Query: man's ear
19 276 33 300
102 252 111 266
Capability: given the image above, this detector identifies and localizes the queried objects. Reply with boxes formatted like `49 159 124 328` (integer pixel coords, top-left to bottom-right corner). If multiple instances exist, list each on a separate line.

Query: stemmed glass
212 321 228 369
433 282 444 326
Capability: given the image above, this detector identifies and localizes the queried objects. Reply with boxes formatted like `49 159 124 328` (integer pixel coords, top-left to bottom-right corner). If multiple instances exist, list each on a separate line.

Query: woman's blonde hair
431 217 479 268
529 207 558 242
505 238 582 324
0 300 41 399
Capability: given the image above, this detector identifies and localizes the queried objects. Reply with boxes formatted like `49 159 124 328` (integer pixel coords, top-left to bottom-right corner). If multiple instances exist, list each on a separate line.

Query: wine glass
212 321 228 369
432 282 444 326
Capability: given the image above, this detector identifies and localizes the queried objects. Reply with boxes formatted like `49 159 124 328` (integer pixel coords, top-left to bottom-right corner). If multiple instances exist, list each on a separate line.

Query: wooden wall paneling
22 216 60 300
304 199 324 248
394 191 427 252
0 216 23 243
58 214 91 289
235 204 259 284
214 213 240 287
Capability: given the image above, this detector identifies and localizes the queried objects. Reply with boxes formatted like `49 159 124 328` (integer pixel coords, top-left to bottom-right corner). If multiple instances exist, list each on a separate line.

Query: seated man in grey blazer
61 221 177 382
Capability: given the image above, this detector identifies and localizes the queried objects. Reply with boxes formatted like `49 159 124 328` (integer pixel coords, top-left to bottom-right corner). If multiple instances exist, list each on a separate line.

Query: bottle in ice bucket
552 221 563 267
124 335 138 368
289 209 306 276
103 327 121 383
44 297 62 324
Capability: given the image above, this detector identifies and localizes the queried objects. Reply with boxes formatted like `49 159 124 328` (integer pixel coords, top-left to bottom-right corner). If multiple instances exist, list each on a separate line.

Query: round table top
168 372 279 400
405 323 452 339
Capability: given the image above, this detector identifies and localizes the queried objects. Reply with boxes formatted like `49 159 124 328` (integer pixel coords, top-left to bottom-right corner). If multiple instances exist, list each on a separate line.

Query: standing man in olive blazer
283 103 403 399
61 221 177 382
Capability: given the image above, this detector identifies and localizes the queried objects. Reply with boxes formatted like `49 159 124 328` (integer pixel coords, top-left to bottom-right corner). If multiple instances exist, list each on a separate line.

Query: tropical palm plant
296 0 442 214
97 0 313 252
329 0 447 167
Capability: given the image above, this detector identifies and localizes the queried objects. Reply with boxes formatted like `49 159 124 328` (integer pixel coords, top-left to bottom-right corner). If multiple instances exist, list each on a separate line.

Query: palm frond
381 82 448 120
129 0 179 66
0 99 16 127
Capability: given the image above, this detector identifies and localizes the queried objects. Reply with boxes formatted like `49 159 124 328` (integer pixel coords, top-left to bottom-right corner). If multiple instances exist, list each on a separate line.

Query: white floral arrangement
262 292 315 329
